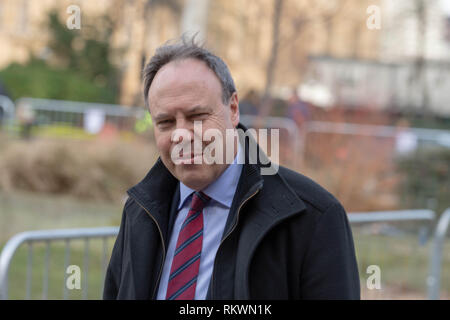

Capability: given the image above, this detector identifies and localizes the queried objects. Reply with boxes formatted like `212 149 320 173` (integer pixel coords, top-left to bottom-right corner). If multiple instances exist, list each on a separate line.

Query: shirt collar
178 143 243 209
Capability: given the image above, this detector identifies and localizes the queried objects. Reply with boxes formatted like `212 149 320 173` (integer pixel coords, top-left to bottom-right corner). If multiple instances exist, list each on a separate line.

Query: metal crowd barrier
300 121 450 163
348 209 450 300
240 115 301 167
0 209 448 300
427 208 450 299
4 97 450 155
15 97 146 133
0 95 15 118
0 227 119 300
239 117 450 171
0 95 15 133
347 209 435 223
1 96 153 138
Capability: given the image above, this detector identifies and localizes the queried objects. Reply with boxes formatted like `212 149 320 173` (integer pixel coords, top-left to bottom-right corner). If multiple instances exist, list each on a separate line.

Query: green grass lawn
0 190 122 244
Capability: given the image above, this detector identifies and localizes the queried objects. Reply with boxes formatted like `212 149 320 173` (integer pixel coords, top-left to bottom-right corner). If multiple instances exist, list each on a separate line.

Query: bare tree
414 0 431 118
259 0 350 117
264 0 284 98
260 0 284 118
133 0 182 105
318 0 349 56
181 0 210 41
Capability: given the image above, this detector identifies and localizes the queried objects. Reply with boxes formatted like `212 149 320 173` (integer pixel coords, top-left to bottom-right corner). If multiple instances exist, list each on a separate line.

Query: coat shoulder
275 165 342 213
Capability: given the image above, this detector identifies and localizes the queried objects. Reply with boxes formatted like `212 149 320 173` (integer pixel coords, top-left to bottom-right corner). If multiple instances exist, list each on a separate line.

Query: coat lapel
233 172 307 299
126 158 180 299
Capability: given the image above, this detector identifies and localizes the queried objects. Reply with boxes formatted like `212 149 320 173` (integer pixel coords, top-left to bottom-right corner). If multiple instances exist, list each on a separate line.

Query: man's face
148 58 239 191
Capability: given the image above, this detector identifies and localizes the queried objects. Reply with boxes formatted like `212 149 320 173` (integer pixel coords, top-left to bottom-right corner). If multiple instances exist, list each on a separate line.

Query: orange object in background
98 122 119 141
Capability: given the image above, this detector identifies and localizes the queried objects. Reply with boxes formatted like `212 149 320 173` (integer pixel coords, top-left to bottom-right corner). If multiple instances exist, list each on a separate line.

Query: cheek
155 132 172 155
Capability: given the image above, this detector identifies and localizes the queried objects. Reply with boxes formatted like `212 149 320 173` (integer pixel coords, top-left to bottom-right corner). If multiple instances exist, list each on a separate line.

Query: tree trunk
181 0 210 41
260 0 284 118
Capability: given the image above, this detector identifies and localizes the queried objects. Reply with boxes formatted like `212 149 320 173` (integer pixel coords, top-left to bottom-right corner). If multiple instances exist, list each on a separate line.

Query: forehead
148 58 223 111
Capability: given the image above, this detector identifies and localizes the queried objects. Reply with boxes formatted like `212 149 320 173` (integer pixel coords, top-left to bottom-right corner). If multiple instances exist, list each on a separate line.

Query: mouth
173 152 203 164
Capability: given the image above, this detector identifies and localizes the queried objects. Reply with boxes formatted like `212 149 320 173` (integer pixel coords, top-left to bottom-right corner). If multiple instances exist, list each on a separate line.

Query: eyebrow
153 113 171 122
186 105 211 114
153 105 212 122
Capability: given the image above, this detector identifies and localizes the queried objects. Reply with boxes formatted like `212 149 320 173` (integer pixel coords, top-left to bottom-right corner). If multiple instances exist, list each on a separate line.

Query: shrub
0 60 117 103
0 138 158 202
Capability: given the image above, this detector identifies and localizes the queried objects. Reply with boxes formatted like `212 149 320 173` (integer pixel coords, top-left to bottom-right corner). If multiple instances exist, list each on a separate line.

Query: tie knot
190 191 211 211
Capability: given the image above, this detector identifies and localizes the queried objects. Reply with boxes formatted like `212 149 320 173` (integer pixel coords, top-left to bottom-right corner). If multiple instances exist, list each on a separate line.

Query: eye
157 119 174 127
191 113 208 119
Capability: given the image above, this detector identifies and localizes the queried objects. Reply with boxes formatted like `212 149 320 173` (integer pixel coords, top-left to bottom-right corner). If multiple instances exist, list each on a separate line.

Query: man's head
143 37 240 191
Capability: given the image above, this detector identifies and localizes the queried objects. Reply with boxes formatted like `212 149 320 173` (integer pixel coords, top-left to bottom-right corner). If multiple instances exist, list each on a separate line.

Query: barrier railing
0 95 15 119
300 121 450 164
4 97 450 156
0 207 448 300
240 115 301 167
15 97 147 134
348 209 435 223
427 208 450 299
0 227 119 300
0 95 15 134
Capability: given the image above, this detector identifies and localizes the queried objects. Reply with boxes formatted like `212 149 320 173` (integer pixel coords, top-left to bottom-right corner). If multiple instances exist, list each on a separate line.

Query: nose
175 117 193 132
171 118 194 145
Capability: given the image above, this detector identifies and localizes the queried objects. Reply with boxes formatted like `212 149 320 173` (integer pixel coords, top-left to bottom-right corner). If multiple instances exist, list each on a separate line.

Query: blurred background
0 0 449 300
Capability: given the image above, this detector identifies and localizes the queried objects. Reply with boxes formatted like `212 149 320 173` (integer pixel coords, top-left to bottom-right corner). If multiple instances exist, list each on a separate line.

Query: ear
229 92 240 128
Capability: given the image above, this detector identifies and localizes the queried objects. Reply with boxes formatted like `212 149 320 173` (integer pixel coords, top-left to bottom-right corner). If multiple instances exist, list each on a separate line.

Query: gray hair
142 36 236 108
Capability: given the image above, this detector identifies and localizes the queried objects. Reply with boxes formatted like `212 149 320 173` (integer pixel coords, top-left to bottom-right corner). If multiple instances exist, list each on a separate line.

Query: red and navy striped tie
166 191 211 300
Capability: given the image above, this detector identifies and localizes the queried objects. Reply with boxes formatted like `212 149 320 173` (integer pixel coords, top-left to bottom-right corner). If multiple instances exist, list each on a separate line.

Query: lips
182 152 201 159
174 153 203 163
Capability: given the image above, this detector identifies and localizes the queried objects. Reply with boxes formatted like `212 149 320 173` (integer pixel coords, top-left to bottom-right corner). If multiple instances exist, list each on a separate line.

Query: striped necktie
166 191 211 300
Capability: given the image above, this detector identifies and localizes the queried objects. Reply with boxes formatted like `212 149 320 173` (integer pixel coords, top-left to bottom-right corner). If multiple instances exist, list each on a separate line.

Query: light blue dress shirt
156 144 243 300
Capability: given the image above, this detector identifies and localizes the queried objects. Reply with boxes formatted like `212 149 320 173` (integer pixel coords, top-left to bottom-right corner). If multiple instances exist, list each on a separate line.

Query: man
286 90 310 127
103 38 360 300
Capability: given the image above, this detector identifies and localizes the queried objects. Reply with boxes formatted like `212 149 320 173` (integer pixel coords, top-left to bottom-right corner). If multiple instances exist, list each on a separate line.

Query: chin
175 168 208 190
